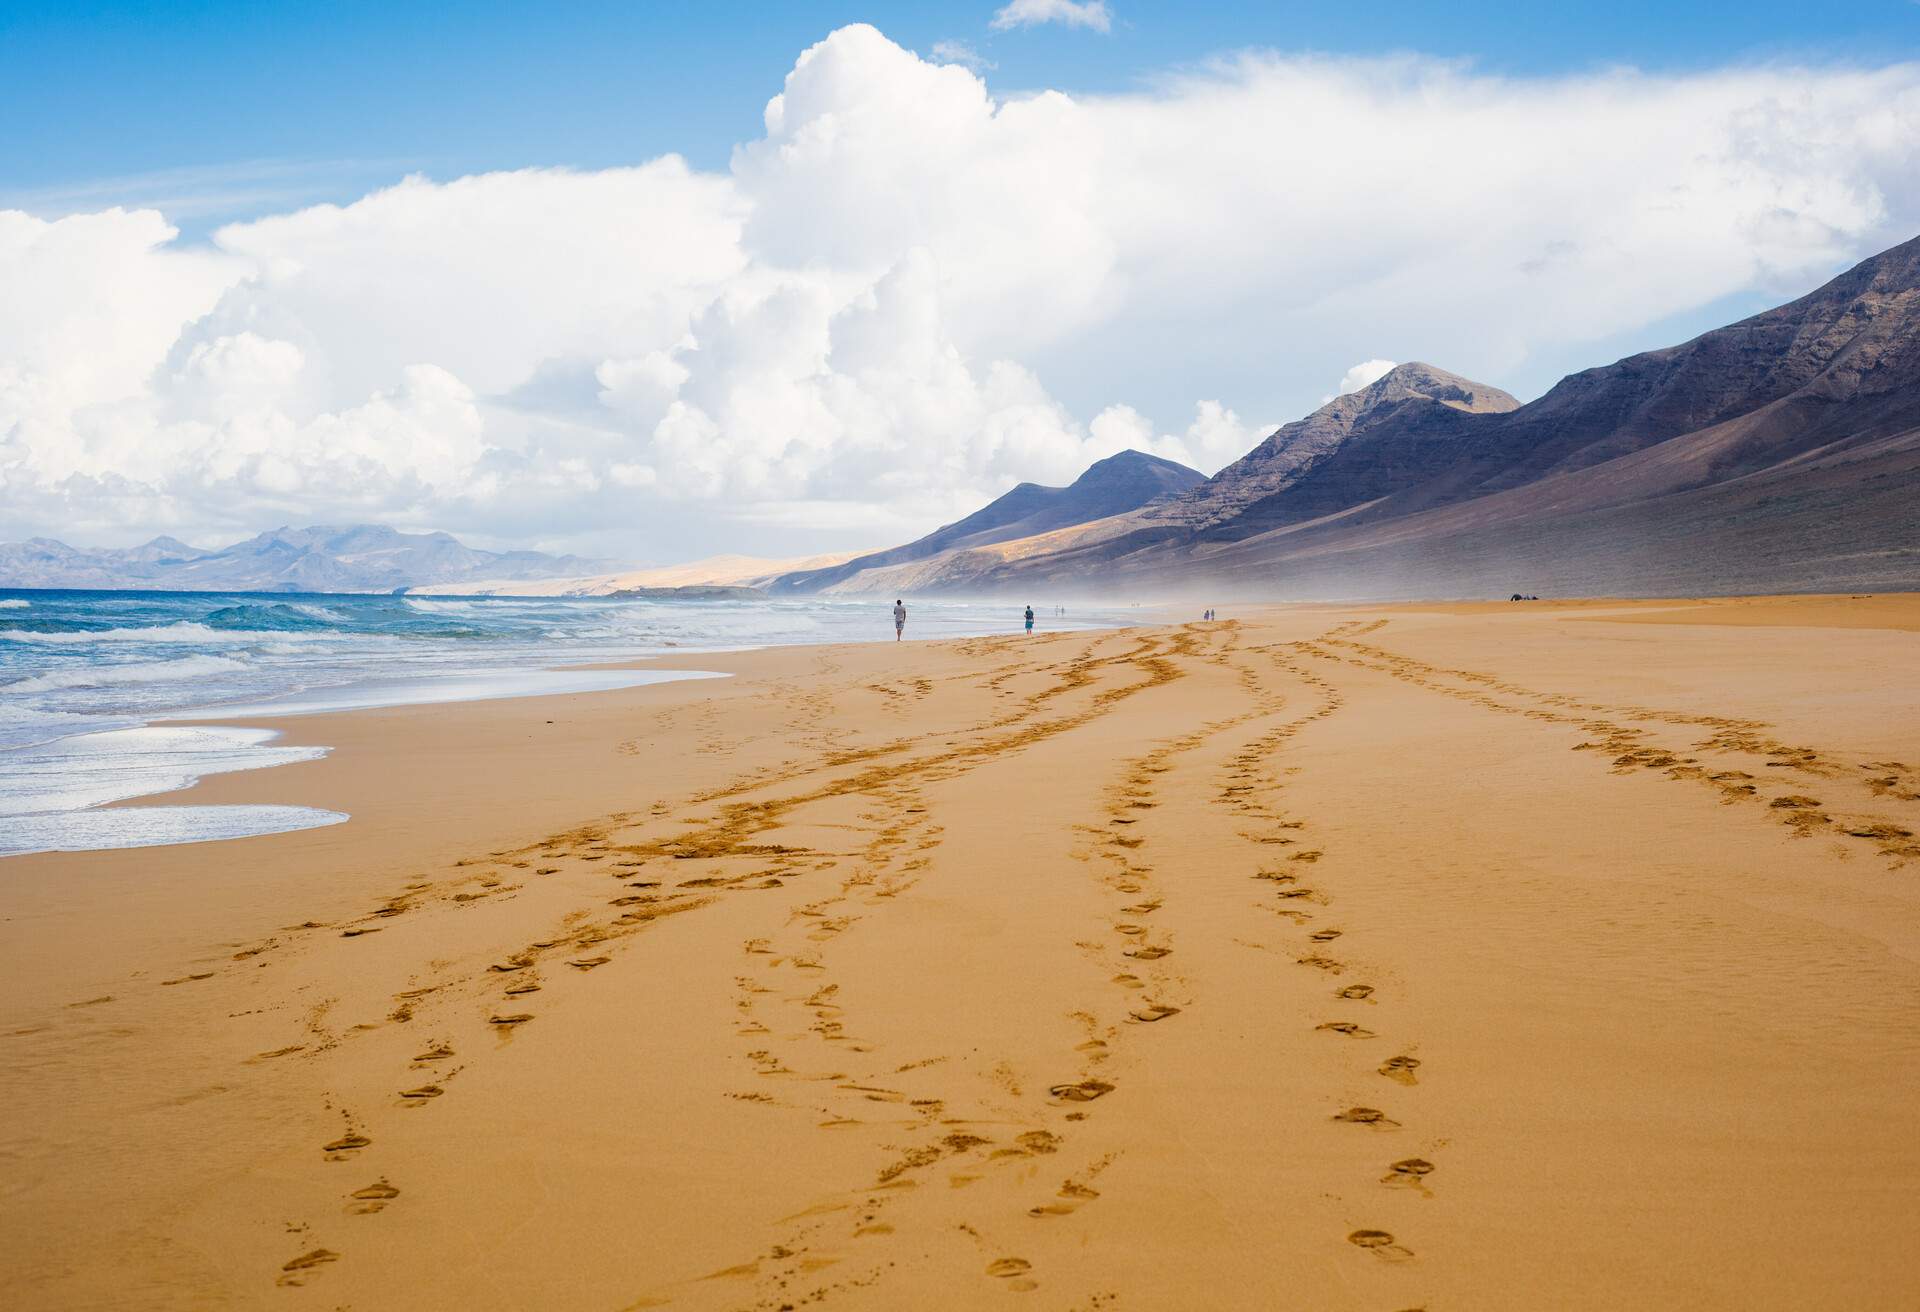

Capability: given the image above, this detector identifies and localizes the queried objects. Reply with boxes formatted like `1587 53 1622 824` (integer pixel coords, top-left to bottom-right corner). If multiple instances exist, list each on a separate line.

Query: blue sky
7 0 1919 232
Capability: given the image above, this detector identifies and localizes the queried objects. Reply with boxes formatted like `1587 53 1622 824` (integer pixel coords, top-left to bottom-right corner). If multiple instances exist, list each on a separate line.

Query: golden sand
3 596 1919 1309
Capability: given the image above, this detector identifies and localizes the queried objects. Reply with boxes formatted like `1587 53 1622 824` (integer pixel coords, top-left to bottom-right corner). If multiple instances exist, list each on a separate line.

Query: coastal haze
4 5 1920 1311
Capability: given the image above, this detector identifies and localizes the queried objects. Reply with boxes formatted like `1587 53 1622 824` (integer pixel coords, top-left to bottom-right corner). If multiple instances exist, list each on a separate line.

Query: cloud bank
4 24 1919 558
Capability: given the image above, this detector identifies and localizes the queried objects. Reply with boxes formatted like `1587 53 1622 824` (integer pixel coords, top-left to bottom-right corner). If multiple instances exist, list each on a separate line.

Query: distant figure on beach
893 598 906 641
1024 605 1035 634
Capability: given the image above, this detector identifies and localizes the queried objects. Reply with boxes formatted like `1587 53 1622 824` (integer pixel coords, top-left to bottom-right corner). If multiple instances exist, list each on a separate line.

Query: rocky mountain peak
1351 362 1520 416
1139 362 1517 532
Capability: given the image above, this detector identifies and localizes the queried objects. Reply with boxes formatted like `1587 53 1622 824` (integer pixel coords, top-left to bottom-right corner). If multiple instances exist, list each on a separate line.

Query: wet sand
3 597 1919 1309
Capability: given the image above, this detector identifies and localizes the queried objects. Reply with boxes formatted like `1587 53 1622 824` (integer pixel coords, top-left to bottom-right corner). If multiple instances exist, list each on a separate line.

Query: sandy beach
4 596 1919 1310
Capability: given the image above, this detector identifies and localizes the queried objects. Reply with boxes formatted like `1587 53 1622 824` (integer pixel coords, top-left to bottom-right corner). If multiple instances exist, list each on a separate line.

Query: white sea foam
0 704 104 751
0 599 29 609
0 804 348 856
3 653 250 693
0 724 329 817
0 622 345 645
402 596 500 615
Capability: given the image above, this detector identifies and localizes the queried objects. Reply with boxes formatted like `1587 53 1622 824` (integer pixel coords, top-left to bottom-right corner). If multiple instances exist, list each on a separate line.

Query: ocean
0 589 1133 857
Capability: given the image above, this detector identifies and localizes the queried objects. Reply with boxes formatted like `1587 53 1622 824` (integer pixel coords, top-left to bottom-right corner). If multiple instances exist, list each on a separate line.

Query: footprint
1379 1055 1420 1085
505 981 541 996
322 1133 370 1154
277 1248 340 1286
1332 1106 1398 1127
399 1084 443 1100
1048 1080 1116 1102
489 1013 535 1026
986 1257 1032 1277
1383 1158 1434 1188
569 956 612 970
1843 822 1915 840
349 1180 400 1214
1315 1021 1375 1038
488 959 532 973
414 1044 454 1061
1124 945 1172 960
1308 929 1342 943
1127 1003 1181 1023
1348 1229 1413 1260
1337 984 1374 1000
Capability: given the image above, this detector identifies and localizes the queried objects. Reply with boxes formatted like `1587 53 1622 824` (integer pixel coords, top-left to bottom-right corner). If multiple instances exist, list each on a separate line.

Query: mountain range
769 233 1920 599
11 234 1919 601
0 525 605 594
768 450 1203 595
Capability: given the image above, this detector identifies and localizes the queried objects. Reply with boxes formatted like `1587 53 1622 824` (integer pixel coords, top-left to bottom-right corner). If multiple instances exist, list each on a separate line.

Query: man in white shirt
893 599 906 641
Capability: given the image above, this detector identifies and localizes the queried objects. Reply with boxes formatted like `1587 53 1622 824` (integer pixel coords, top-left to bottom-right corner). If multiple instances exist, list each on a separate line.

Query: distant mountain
406 550 869 597
0 525 609 594
768 450 1203 594
805 233 1920 598
1144 362 1520 540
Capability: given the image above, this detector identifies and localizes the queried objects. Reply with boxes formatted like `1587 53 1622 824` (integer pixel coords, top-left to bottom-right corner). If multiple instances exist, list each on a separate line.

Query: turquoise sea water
0 590 1129 856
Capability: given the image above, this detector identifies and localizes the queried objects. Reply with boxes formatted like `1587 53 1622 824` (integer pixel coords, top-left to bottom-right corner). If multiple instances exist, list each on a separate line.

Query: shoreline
0 667 730 859
3 596 1144 858
4 595 1918 1309
0 642 811 1013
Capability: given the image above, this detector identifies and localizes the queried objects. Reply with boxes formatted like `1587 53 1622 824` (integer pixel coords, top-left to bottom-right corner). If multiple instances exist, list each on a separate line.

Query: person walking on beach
1024 605 1035 635
893 598 906 641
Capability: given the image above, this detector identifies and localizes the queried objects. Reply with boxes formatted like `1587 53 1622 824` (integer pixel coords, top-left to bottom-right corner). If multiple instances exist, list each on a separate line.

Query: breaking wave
4 653 251 693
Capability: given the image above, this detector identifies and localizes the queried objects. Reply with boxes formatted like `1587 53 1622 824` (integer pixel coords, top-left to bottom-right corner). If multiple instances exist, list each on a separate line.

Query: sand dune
409 551 869 597
3 597 1918 1308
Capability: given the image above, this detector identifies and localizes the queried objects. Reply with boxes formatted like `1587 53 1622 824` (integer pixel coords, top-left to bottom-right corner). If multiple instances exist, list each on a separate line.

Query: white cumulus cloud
1333 359 1396 398
4 25 1920 561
